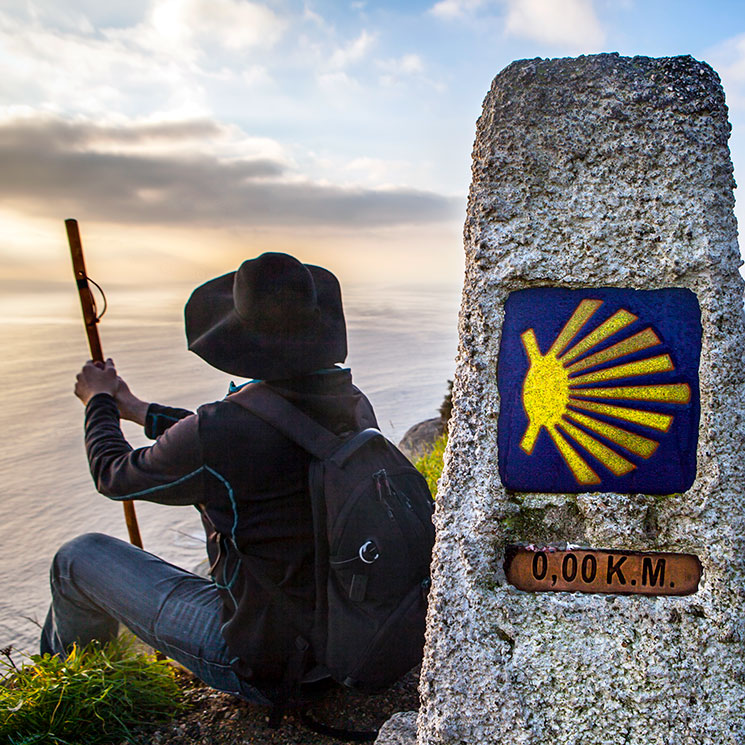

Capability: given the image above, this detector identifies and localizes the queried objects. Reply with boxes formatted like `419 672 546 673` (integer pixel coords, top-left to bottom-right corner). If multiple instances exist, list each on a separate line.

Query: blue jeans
40 532 270 705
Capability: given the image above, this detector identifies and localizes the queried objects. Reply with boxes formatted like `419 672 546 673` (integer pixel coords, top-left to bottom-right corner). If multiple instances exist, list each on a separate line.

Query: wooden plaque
504 545 701 596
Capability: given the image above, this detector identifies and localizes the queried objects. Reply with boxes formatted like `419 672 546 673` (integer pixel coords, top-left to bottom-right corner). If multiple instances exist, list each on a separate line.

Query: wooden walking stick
65 218 144 549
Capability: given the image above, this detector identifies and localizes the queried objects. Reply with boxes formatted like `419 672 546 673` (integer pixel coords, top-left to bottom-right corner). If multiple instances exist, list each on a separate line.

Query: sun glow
519 299 691 486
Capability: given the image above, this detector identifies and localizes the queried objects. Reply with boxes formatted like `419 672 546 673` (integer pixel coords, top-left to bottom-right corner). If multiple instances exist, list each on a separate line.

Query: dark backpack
233 383 435 695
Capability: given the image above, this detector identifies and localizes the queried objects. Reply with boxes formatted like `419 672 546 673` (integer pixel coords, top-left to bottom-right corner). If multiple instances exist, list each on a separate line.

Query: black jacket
84 368 377 683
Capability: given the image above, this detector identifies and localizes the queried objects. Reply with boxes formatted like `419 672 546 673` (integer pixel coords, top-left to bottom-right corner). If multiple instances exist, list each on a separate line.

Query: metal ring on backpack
358 540 379 564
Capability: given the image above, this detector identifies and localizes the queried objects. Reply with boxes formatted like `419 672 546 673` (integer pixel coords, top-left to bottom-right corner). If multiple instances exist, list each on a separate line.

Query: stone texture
418 54 745 745
374 711 418 745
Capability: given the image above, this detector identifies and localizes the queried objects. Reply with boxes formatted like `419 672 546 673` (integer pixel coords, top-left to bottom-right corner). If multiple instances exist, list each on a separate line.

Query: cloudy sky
3 0 745 289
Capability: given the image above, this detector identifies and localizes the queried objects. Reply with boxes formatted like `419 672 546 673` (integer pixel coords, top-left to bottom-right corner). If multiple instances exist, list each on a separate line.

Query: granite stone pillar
417 54 745 745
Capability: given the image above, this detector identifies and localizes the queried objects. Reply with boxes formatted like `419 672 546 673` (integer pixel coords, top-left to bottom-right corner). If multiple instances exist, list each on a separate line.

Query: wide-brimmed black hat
184 252 347 380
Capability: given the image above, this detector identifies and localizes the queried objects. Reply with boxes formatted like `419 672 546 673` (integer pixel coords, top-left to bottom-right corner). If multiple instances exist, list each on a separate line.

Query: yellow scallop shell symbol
520 299 690 486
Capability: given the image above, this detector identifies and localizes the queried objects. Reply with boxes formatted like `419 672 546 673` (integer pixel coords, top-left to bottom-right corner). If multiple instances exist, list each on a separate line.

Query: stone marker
415 54 745 744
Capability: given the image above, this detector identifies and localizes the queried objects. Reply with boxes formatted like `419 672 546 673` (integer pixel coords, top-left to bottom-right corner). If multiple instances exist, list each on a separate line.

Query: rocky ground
125 666 420 745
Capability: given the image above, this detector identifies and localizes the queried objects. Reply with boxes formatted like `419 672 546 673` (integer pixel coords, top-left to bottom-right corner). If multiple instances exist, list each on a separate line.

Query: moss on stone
501 498 584 544
502 505 550 542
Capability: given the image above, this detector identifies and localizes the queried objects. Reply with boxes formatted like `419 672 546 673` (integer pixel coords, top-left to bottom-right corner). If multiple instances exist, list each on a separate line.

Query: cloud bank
0 116 460 229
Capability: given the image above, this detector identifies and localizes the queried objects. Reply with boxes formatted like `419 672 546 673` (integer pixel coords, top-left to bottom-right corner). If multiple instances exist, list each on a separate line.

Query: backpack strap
229 382 342 459
228 381 337 665
230 382 336 658
231 383 386 465
299 710 378 742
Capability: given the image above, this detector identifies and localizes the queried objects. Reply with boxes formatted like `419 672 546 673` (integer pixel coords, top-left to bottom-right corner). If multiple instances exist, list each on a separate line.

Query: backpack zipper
373 469 395 520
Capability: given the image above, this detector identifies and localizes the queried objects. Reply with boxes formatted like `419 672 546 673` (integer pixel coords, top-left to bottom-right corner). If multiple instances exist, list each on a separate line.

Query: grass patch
415 432 447 497
1 637 184 745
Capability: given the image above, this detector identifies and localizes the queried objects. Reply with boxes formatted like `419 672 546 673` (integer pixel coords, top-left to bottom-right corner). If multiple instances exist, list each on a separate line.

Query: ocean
0 280 460 657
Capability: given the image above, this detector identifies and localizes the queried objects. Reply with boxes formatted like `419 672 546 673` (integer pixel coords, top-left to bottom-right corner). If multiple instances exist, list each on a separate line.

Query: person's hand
114 377 150 425
74 358 119 406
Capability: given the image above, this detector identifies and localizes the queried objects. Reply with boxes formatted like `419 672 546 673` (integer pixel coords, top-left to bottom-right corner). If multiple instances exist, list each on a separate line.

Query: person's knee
50 532 112 583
